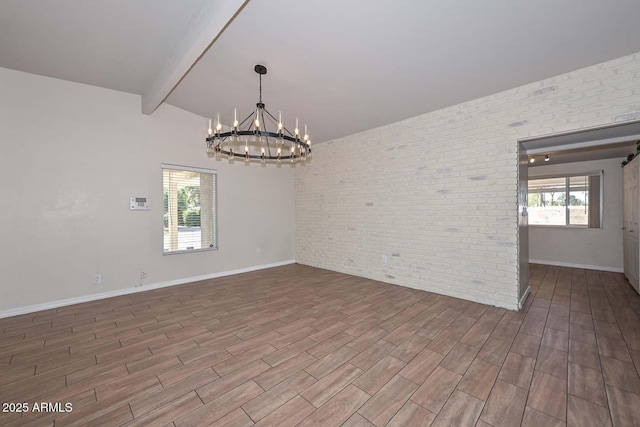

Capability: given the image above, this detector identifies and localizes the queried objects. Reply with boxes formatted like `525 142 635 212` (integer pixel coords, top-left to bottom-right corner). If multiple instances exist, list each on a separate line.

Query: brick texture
295 52 640 310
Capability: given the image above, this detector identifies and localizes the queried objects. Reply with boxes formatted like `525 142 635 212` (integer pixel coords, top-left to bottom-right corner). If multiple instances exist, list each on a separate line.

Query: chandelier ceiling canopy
206 65 311 163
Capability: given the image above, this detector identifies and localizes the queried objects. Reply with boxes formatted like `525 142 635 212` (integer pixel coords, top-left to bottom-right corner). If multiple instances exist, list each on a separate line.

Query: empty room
2 1 640 426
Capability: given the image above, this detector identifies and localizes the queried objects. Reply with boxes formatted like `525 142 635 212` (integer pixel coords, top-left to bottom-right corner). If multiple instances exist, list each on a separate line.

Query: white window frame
162 164 218 255
528 170 603 229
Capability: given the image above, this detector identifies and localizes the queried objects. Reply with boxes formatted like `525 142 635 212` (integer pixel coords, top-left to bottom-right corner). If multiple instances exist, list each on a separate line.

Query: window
528 172 602 228
162 165 217 254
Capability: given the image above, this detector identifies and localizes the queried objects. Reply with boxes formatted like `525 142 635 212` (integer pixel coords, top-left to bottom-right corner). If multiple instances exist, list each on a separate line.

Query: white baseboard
0 260 296 319
529 259 623 273
519 286 531 310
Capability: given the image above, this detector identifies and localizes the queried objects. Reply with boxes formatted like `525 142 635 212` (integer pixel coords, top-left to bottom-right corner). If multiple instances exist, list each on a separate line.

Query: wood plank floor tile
430 390 484 427
383 322 423 346
307 332 355 359
499 352 536 389
601 356 640 394
459 323 493 348
477 337 511 366
208 408 254 427
341 413 376 427
535 345 568 380
226 330 282 356
527 370 567 421
128 391 203 427
511 333 542 359
390 334 431 363
130 368 219 417
567 395 612 427
520 317 546 337
196 359 271 403
252 395 315 427
542 328 569 352
568 362 607 407
521 406 566 427
386 400 436 427
301 362 363 408
305 322 348 345
440 342 480 375
597 336 632 362
254 351 317 390
417 319 449 340
399 347 444 384
214 343 276 376
605 384 640 426
546 314 570 333
157 353 222 386
358 374 419 426
305 345 359 379
344 318 380 338
490 323 520 343
569 340 601 371
352 355 406 395
457 358 500 400
3 264 640 426
594 322 624 343
175 381 263 427
349 340 395 371
242 370 316 421
480 379 528 427
262 338 316 367
411 366 462 413
570 311 593 327
427 329 464 355
297 384 370 427
347 328 388 352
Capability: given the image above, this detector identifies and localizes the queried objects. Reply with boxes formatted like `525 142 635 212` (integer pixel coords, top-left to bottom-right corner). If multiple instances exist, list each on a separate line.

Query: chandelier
206 64 311 163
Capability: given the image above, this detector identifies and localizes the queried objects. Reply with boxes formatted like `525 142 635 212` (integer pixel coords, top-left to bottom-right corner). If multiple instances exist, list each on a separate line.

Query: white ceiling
2 0 640 145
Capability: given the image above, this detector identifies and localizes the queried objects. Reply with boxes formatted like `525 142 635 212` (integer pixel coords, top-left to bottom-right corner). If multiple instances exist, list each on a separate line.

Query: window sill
529 224 589 229
163 247 218 255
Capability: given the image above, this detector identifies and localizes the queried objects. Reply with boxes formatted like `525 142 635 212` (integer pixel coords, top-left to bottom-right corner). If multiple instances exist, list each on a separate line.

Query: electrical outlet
382 255 387 264
93 274 102 285
140 271 147 280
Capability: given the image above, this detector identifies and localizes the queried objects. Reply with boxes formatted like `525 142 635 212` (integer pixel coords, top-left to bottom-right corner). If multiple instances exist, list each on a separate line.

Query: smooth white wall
528 158 623 271
0 67 295 312
296 52 640 310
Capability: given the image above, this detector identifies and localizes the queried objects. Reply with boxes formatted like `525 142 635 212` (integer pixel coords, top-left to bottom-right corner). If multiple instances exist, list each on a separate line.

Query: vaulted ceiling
2 0 640 145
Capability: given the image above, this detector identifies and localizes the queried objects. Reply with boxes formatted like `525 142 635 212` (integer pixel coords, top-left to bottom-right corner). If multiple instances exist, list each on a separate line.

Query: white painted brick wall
295 52 640 310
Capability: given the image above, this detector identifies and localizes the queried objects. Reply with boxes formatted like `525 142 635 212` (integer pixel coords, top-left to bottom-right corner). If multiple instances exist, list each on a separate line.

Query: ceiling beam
141 0 250 115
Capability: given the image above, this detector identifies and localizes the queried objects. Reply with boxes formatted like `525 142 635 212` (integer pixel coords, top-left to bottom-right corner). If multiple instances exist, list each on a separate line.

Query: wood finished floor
1 264 640 426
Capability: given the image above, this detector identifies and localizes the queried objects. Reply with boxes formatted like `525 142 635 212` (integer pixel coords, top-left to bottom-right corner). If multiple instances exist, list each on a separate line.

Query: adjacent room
2 1 640 426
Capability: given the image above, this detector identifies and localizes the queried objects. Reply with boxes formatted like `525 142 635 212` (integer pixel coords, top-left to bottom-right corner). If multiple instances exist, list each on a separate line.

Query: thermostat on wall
130 197 150 210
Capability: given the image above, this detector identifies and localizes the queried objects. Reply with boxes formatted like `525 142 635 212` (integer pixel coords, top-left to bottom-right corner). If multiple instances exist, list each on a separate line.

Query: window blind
162 165 217 254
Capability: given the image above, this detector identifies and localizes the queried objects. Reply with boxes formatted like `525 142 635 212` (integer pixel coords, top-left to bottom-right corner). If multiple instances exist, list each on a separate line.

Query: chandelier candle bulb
204 65 310 163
